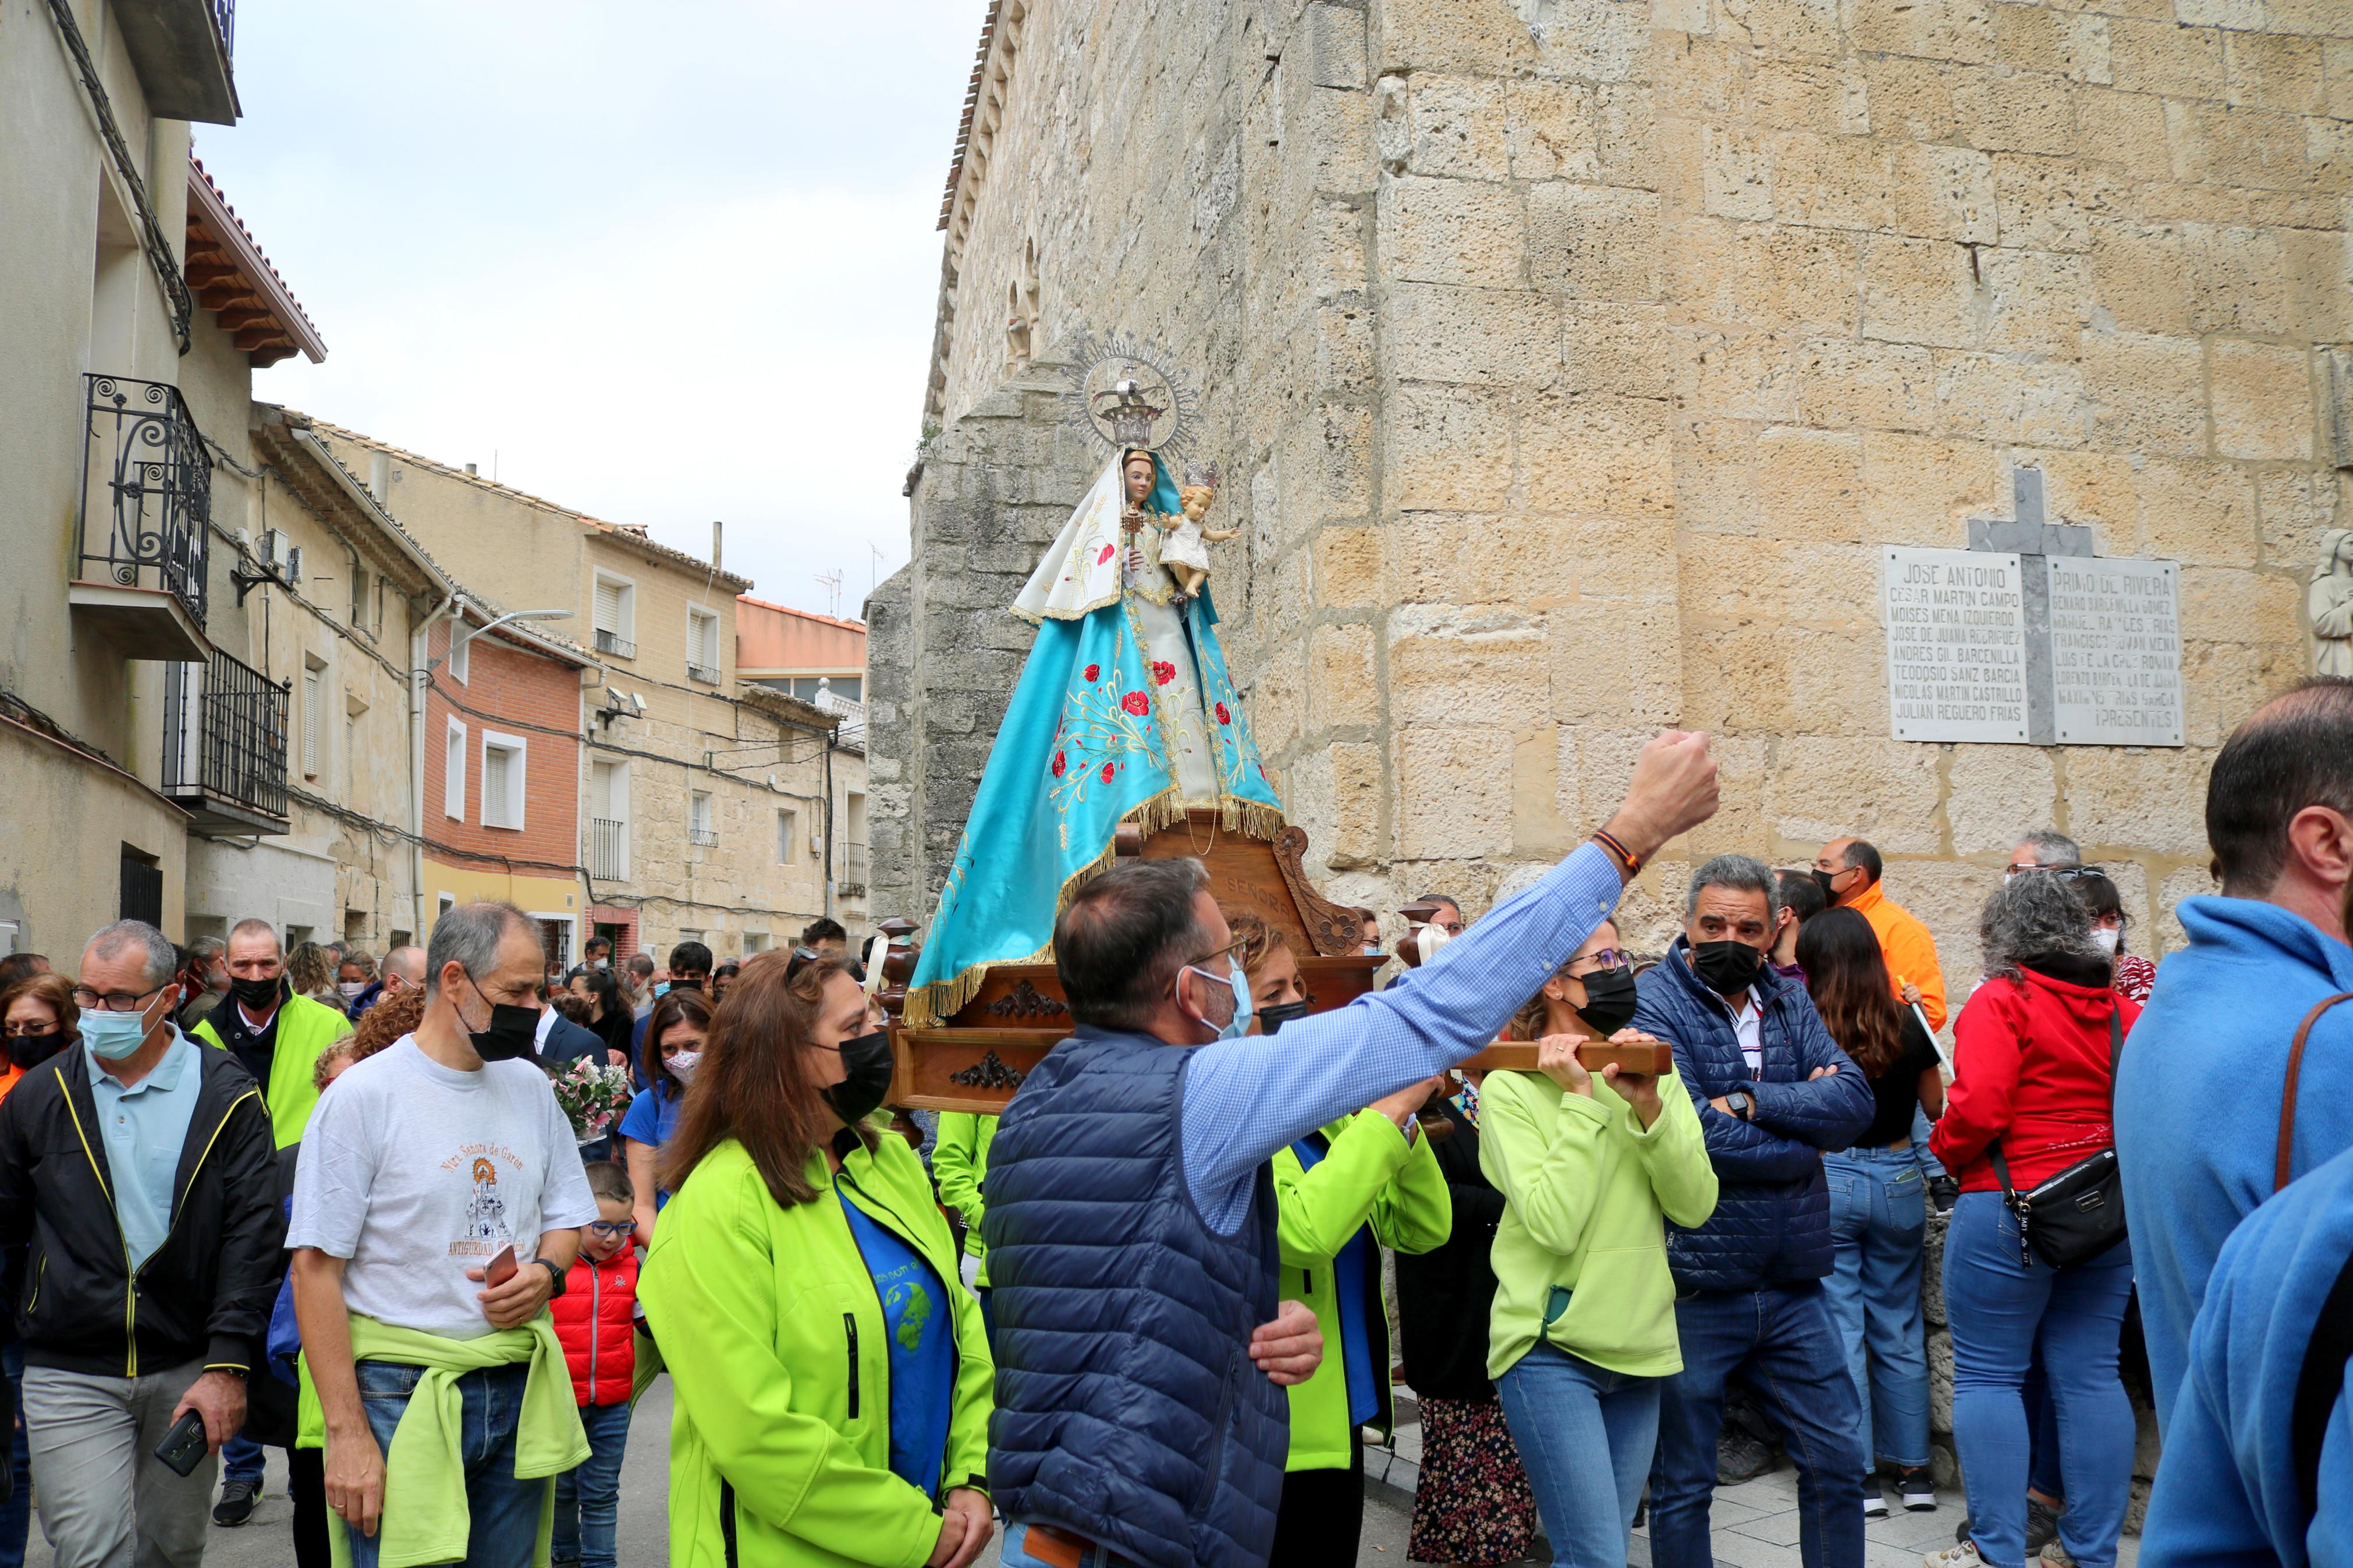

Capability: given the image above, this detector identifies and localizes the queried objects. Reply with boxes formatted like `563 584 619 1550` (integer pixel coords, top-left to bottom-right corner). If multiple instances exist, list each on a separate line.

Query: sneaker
1928 1175 1960 1212
2042 1542 2077 1567
2026 1497 2063 1554
212 1478 260 1527
1717 1428 1773 1485
1865 1484 1890 1518
1898 1467 1937 1511
1923 1541 1983 1568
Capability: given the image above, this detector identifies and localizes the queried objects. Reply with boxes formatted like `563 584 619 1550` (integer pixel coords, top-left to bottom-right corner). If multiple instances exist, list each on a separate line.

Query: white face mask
337 981 366 1000
2091 926 2122 955
666 1050 702 1083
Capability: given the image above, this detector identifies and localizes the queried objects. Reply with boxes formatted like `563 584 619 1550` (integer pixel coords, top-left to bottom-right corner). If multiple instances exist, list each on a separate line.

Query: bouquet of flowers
549 1057 636 1144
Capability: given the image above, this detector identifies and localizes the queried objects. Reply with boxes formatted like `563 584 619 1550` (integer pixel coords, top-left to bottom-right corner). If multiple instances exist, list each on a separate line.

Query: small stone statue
2312 529 2353 677
1158 467 1237 602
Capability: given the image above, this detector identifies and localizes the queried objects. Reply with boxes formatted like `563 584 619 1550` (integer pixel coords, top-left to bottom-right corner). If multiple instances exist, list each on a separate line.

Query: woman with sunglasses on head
640 950 995 1568
1484 919 1717 1568
1234 911 1454 1567
1798 906 1945 1518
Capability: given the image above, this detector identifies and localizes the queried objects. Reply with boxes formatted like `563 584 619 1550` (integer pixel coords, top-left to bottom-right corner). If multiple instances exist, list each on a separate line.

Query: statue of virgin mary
904 373 1281 1027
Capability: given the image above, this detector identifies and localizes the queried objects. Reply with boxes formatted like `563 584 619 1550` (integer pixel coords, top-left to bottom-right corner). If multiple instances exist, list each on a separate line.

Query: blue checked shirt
1180 842 1627 1232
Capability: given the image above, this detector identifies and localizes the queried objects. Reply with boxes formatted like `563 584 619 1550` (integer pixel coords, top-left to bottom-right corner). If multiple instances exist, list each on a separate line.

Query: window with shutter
301 666 322 778
484 746 510 827
595 579 623 632
444 720 466 820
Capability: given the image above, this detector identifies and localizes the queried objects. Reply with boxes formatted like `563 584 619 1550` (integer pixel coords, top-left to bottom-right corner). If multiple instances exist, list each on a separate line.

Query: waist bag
1988 1009 2125 1269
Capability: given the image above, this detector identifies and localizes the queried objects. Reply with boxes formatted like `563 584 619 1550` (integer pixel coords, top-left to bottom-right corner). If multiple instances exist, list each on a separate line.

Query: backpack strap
2291 1243 2353 1531
2278 993 2353 1193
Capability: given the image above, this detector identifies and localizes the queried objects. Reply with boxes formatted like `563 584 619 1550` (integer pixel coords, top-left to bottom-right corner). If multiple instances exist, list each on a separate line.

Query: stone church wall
874 0 2350 978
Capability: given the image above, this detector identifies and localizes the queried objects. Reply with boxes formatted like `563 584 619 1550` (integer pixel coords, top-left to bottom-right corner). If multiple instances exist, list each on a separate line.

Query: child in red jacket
551 1161 640 1568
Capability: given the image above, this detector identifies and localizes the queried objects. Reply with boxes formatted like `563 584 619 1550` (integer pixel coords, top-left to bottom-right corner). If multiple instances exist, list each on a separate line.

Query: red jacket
551 1250 638 1406
1931 963 2139 1193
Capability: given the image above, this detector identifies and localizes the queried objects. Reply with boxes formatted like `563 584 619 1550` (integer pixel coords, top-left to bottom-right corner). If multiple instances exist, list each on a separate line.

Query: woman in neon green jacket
1234 915 1454 1568
640 951 995 1568
1484 919 1718 1568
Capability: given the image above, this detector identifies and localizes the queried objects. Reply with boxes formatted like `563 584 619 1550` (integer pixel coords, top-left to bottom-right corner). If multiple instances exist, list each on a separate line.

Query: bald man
1813 838 1947 1032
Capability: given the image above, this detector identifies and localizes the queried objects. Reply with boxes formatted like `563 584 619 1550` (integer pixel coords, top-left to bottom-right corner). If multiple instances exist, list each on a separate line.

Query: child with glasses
550 1162 641 1568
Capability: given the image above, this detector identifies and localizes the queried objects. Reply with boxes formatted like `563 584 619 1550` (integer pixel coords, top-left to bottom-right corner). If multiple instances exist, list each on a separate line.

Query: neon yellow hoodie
1479 1069 1717 1381
640 1133 993 1568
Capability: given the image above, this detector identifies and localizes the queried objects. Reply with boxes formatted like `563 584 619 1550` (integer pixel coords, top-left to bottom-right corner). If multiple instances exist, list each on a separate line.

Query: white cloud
197 0 986 618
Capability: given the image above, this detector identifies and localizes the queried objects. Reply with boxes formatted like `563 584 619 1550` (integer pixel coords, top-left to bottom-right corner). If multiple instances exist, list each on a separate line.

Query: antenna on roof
815 570 843 618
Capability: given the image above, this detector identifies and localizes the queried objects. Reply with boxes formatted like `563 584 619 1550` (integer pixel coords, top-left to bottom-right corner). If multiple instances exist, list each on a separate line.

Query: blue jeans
222 1432 266 1485
1652 1282 1864 1568
552 1400 630 1568
1823 1147 1932 1470
0 1341 29 1568
1495 1342 1658 1567
1942 1193 2134 1568
346 1360 543 1568
999 1521 1144 1567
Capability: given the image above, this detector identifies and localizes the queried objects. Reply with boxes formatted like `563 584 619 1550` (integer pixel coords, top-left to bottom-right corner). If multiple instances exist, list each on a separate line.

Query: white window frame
590 759 630 881
592 569 638 659
689 789 716 847
775 806 797 865
301 659 325 780
686 606 721 683
443 717 467 821
481 730 527 831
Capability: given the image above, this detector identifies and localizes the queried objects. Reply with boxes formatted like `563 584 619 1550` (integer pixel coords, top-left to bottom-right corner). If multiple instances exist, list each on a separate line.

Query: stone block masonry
875 0 2347 994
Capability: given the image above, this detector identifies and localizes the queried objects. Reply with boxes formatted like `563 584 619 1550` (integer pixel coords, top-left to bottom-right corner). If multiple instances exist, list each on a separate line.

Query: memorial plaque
1881 547 2031 744
2045 556 2185 747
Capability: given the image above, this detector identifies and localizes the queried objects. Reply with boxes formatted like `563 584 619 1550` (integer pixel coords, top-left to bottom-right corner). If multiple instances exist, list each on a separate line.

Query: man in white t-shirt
289 901 598 1568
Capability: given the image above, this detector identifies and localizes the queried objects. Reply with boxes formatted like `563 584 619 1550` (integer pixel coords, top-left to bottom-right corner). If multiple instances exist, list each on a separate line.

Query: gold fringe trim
1222 797 1285 842
901 785 1184 1029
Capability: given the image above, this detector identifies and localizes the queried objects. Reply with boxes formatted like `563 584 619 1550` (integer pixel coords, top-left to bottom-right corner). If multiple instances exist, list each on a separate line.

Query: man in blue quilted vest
1634 853 1876 1568
983 730 1723 1568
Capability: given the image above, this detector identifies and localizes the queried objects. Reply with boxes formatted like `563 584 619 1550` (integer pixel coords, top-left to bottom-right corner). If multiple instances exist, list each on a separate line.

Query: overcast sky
195 2 984 621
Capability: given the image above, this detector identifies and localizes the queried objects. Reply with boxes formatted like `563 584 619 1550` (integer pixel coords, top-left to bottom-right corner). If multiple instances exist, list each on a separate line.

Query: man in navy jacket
1634 854 1875 1568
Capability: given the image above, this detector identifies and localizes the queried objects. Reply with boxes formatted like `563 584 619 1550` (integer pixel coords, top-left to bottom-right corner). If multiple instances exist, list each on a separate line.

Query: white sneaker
1924 1541 1985 1568
1865 1486 1890 1518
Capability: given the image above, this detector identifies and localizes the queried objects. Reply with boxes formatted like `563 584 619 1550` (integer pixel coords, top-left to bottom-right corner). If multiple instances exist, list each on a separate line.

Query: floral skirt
1408 1393 1540 1566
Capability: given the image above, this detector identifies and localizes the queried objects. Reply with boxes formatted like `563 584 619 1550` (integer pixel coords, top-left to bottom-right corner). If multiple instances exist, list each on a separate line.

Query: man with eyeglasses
1813 838 1949 1033
978 730 1721 1568
0 919 281 1568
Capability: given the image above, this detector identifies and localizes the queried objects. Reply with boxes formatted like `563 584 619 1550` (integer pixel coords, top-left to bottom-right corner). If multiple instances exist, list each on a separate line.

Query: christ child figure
1159 478 1237 600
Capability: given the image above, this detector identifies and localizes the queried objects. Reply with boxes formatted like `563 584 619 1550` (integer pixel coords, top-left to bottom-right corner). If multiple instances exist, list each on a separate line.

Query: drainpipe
823 735 836 920
410 591 463 936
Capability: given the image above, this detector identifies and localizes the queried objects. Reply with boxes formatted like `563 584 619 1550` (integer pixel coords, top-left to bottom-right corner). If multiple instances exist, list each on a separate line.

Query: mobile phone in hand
484 1245 519 1287
154 1407 208 1477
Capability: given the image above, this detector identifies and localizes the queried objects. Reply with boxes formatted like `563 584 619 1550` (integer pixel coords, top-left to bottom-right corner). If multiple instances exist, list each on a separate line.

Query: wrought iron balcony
71 375 213 663
686 662 721 685
590 818 627 882
163 648 288 836
112 0 239 125
594 628 636 660
839 840 869 899
688 826 720 848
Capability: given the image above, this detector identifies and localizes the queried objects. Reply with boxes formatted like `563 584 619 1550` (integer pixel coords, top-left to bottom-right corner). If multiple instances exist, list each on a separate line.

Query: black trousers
1268 1431 1365 1567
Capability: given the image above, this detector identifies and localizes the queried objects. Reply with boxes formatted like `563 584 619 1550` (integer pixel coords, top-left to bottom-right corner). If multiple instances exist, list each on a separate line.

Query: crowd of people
3 686 2353 1568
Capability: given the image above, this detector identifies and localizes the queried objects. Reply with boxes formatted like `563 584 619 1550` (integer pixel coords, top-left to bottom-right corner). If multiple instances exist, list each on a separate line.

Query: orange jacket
1848 880 1949 1031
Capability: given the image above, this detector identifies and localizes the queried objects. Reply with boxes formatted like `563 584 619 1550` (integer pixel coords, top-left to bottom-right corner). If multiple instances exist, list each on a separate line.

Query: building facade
308 426 871 962
872 0 2351 984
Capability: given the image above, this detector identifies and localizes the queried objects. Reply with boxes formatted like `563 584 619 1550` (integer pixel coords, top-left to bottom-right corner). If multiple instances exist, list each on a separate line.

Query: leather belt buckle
1025 1523 1089 1568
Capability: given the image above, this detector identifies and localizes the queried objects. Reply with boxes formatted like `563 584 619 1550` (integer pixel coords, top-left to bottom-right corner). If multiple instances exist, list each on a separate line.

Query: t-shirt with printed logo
288 1034 600 1339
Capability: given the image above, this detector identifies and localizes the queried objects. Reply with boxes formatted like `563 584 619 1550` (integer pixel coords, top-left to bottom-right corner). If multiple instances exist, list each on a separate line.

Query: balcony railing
688 826 720 848
839 840 869 899
77 375 211 628
594 628 635 660
817 688 867 748
590 818 627 882
687 662 721 685
162 648 288 835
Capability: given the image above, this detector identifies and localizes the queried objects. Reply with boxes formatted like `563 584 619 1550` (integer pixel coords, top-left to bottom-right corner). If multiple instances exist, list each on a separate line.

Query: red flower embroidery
1051 751 1066 778
1122 691 1151 716
1083 663 1099 682
1100 761 1116 783
1151 660 1177 687
1215 702 1232 725
1096 544 1116 566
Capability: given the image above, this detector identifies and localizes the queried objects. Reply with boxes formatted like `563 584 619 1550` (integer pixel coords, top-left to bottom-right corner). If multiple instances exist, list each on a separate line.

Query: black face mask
229 974 283 1011
1691 940 1766 997
6 1029 72 1072
821 1029 895 1126
1812 868 1843 901
1574 965 1640 1037
460 972 542 1063
669 978 704 994
1258 1000 1314 1036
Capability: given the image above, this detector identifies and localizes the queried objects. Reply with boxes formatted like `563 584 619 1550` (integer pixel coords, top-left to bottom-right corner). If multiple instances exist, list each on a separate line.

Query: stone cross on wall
1965 470 2097 748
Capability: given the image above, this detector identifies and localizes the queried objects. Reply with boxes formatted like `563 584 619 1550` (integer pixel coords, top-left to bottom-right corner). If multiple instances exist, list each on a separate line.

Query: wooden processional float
875 810 1666 1117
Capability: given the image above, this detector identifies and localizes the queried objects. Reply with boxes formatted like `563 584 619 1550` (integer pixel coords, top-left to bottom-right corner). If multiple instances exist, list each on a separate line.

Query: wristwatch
533 1257 569 1300
1724 1089 1756 1122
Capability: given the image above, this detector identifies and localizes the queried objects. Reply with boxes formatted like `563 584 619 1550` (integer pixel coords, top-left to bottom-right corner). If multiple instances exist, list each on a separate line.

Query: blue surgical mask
1188 962 1254 1042
81 998 161 1061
